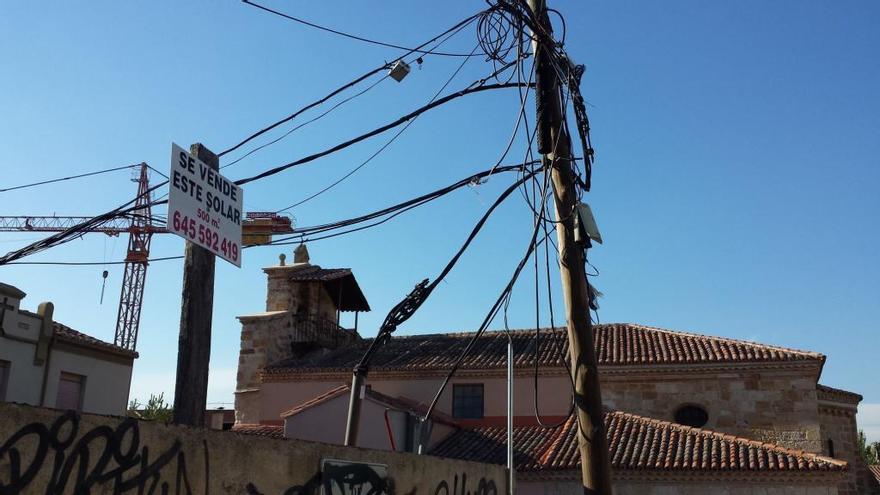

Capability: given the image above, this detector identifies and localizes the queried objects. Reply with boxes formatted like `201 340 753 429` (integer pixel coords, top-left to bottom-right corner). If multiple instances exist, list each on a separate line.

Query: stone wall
264 265 337 322
819 402 879 495
0 402 506 495
601 367 824 452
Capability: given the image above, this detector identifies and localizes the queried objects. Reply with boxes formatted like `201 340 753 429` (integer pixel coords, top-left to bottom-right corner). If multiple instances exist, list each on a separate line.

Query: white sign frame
168 143 243 267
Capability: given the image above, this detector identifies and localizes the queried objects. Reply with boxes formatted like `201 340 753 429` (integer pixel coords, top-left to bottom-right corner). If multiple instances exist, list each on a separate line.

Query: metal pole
344 367 366 446
507 336 515 495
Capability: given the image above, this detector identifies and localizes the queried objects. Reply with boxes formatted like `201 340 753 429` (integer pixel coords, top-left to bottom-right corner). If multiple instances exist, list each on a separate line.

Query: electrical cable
0 183 168 266
419 172 548 437
233 81 531 186
242 0 479 57
262 162 537 246
355 167 541 374
0 164 139 193
220 9 485 160
274 42 481 213
222 15 478 171
5 256 183 266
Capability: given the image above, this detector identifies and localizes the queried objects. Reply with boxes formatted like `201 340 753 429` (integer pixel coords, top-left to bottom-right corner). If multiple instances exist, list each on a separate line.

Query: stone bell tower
234 246 370 424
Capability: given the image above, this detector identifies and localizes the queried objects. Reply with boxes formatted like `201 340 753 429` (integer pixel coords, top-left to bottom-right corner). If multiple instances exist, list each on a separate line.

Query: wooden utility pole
527 1 614 493
172 143 218 426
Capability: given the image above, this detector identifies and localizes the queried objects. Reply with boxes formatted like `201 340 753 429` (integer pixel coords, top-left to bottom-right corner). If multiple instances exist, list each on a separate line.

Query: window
0 360 9 401
674 405 708 428
827 439 835 458
452 384 484 419
55 372 85 411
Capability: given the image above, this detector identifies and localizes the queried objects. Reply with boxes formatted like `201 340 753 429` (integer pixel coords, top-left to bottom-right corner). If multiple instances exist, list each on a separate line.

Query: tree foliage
128 392 173 423
858 430 879 465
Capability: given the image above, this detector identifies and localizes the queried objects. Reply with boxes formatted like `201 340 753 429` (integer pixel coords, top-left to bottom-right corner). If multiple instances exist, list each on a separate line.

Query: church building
231 249 876 495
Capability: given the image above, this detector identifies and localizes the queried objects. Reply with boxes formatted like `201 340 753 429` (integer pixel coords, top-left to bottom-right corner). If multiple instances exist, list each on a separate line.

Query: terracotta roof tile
18 309 137 358
230 424 284 439
429 411 847 473
280 385 349 418
266 323 822 374
53 323 138 358
284 266 353 282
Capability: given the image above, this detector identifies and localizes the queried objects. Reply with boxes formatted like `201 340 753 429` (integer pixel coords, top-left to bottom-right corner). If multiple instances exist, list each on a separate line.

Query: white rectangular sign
168 143 243 267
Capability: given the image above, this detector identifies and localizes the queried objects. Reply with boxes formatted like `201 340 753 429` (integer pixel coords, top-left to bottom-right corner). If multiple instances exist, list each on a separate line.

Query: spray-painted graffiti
433 473 497 495
0 411 203 495
1 407 504 495
246 460 391 495
247 465 498 495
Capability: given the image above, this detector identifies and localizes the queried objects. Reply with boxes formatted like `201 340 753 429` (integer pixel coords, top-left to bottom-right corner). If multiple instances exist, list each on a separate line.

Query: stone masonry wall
819 404 879 495
0 402 506 495
600 368 823 452
265 266 337 323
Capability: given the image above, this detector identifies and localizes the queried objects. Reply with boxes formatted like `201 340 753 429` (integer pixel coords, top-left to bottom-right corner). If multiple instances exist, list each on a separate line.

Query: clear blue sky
1 1 877 438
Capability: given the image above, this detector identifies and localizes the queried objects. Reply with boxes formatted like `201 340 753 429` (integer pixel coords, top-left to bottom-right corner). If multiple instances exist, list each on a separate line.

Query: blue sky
1 2 877 439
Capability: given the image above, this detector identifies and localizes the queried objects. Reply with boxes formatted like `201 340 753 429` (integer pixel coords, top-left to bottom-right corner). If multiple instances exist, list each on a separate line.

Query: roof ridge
621 323 825 360
280 384 349 418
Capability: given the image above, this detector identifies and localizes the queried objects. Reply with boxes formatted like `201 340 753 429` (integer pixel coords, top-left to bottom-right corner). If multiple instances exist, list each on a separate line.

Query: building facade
231 254 876 494
0 281 136 416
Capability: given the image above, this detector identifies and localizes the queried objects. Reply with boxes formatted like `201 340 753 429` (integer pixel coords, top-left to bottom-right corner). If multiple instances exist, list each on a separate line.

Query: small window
56 372 85 411
674 405 708 428
827 439 835 458
0 360 10 401
452 384 484 419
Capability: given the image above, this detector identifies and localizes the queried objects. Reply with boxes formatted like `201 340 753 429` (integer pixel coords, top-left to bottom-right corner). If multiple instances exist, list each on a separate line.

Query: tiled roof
230 424 284 439
19 309 137 358
265 323 823 375
816 384 863 404
430 411 847 473
869 465 880 485
281 384 457 426
284 265 354 282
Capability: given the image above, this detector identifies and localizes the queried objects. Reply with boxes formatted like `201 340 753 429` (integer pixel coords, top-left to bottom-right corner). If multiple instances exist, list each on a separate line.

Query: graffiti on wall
1 410 501 495
0 411 203 495
246 463 498 495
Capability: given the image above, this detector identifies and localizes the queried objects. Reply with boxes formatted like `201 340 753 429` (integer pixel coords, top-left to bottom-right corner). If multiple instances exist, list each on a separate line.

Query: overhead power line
275 43 481 212
5 255 183 266
234 81 530 186
219 7 483 161
0 164 139 193
263 161 538 246
242 0 478 57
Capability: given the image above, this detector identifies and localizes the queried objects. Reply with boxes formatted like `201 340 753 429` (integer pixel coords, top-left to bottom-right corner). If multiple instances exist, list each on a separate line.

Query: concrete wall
0 402 506 495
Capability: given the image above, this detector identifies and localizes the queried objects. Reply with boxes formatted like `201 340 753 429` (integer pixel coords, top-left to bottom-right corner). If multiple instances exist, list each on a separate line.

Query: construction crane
0 163 293 351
